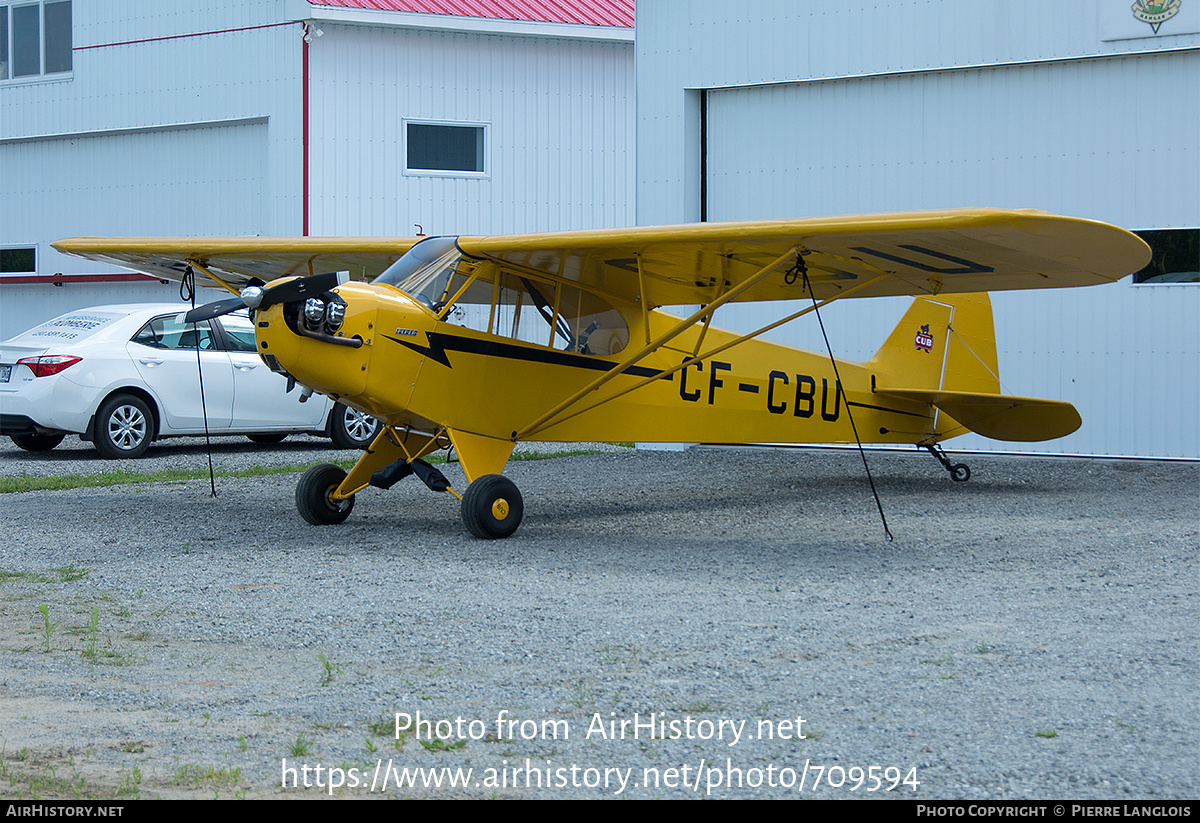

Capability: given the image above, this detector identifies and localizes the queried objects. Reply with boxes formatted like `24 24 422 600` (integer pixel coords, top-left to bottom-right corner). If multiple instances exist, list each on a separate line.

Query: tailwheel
923 443 971 483
461 474 523 539
297 463 355 525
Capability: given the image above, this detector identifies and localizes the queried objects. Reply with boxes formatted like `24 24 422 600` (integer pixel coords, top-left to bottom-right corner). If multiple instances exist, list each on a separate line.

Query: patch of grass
288 734 312 757
571 680 593 708
26 763 88 800
366 715 396 737
0 565 90 585
1034 729 1058 739
77 607 134 666
0 460 359 495
172 763 243 789
0 446 624 495
115 766 143 799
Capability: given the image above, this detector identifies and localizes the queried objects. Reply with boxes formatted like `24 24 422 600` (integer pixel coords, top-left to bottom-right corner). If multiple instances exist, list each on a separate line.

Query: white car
0 303 379 458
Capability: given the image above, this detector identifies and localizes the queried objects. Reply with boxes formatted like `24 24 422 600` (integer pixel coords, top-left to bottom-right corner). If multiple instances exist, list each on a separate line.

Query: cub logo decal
915 324 934 353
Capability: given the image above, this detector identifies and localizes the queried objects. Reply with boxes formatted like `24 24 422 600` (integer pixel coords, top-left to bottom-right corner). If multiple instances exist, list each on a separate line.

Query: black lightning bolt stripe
384 332 671 380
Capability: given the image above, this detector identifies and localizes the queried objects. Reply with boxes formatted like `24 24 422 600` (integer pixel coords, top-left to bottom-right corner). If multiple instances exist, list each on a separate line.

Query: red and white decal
914 324 934 352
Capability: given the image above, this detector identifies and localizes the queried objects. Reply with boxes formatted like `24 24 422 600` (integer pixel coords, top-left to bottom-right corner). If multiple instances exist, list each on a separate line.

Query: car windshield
375 237 470 309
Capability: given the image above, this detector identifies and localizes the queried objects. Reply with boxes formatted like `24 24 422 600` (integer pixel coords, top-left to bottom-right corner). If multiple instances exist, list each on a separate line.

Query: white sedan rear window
15 311 123 343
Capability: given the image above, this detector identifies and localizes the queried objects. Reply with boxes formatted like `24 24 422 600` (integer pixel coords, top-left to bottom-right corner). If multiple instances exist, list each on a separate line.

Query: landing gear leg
923 443 971 482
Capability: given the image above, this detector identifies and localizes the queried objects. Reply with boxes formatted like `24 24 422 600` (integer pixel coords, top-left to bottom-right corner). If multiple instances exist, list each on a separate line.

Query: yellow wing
54 208 1149 304
51 236 425 289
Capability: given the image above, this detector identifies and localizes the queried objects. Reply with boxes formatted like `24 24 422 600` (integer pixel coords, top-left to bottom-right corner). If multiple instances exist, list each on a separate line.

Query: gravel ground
0 434 1196 800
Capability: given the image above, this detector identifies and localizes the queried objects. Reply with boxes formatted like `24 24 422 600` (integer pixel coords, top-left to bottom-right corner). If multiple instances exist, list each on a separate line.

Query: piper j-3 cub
55 209 1150 539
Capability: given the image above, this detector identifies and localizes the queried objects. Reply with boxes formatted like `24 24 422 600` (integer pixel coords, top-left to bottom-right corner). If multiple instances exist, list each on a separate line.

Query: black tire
248 433 288 445
461 474 523 539
296 463 355 525
11 433 66 452
951 463 971 482
93 394 153 459
329 403 380 450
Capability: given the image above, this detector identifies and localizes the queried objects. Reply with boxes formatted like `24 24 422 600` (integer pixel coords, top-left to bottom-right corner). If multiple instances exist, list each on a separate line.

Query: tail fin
867 293 999 395
868 294 1080 443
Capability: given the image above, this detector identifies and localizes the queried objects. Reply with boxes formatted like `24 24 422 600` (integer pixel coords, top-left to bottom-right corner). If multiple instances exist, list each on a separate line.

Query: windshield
376 237 468 308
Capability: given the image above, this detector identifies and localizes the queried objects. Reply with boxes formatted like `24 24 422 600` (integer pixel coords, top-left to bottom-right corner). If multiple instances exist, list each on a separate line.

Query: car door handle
138 357 165 366
236 363 258 371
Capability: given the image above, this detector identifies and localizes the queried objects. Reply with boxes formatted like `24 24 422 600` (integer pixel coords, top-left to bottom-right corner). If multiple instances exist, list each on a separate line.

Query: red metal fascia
0 274 163 285
307 0 634 28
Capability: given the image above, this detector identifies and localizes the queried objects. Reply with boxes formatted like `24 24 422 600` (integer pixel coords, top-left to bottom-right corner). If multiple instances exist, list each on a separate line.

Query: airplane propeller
182 296 248 324
183 271 349 324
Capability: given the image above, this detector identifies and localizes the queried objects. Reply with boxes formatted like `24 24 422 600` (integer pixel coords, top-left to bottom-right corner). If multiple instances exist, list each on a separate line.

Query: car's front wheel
93 393 153 459
329 403 379 449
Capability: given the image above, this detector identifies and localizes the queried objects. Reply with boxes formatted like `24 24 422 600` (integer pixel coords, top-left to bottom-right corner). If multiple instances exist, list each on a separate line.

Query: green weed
317 653 342 687
37 604 55 653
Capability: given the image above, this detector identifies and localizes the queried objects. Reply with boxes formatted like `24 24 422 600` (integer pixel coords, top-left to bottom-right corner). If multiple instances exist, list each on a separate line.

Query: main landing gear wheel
461 474 523 539
296 463 355 525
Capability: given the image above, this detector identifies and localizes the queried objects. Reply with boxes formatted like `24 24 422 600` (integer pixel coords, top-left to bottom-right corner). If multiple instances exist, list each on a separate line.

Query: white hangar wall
0 1 635 338
0 1 305 338
306 21 634 237
636 0 1199 459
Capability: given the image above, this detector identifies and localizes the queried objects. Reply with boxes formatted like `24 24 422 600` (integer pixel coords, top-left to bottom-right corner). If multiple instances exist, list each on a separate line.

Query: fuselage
253 280 940 447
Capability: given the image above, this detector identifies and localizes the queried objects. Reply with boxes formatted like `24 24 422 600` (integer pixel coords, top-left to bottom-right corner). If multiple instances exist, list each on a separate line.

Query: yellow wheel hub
491 498 510 520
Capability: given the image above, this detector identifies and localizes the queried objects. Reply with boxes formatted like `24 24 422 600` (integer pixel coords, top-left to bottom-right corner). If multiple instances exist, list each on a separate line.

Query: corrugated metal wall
0 1 304 337
1 2 635 338
307 22 634 236
636 0 1199 458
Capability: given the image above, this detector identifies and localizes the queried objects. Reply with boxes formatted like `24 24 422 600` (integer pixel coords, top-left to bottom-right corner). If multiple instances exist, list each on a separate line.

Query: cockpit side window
485 272 629 356
375 237 629 356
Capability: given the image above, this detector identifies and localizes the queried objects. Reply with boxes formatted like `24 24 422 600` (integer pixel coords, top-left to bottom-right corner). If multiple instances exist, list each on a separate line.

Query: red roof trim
307 0 634 28
0 274 161 286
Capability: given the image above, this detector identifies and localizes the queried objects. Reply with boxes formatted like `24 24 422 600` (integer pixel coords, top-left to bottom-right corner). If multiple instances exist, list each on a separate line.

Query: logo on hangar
1132 0 1181 33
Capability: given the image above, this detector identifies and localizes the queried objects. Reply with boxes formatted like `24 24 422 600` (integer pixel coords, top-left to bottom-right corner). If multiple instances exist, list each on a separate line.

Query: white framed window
0 0 71 82
0 245 36 274
1132 229 1199 284
404 120 488 177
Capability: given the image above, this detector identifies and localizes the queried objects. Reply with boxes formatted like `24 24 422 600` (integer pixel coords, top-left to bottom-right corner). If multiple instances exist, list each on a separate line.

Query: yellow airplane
55 208 1150 538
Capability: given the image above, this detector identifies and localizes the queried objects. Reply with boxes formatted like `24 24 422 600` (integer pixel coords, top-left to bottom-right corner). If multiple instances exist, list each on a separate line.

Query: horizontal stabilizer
875 388 1081 442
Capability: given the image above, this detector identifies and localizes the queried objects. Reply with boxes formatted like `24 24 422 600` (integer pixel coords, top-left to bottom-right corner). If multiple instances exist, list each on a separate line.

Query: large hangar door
4 120 269 277
701 54 1199 458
